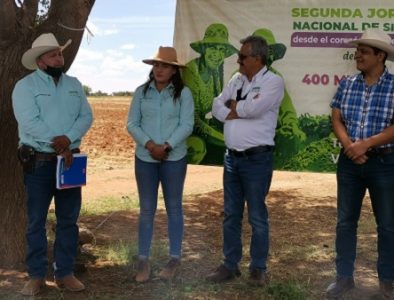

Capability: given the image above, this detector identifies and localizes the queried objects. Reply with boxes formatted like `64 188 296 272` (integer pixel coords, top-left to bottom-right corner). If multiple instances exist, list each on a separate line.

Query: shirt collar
36 68 63 83
148 81 175 91
242 66 268 83
357 67 389 85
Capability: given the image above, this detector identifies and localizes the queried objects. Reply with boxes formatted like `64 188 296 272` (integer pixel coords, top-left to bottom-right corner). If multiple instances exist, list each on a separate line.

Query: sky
68 0 177 94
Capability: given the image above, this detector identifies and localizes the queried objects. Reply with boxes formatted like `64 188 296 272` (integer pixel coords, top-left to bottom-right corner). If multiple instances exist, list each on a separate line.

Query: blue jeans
135 156 187 258
222 151 273 272
24 160 81 279
335 152 394 281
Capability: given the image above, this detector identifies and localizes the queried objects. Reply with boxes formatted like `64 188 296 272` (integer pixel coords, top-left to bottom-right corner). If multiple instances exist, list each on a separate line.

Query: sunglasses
238 53 254 61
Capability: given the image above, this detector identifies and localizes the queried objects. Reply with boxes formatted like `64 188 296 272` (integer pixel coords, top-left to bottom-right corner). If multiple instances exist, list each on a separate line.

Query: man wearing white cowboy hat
12 33 92 296
327 29 394 299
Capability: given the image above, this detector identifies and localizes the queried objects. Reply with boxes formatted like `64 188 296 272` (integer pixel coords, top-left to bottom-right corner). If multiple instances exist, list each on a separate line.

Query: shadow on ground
0 188 380 299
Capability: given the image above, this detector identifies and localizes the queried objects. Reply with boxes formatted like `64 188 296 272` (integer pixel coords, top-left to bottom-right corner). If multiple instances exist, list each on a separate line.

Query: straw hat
143 46 185 67
190 23 237 58
21 33 72 70
349 29 394 61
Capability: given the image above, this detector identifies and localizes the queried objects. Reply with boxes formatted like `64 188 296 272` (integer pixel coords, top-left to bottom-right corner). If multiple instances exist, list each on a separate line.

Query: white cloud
120 44 136 50
69 46 150 93
86 21 118 37
75 48 104 61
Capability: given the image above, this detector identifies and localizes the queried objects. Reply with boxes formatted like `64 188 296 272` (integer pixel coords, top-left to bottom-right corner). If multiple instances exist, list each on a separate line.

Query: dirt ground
0 98 381 299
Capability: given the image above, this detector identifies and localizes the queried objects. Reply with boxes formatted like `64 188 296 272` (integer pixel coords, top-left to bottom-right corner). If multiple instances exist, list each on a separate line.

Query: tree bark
0 0 95 267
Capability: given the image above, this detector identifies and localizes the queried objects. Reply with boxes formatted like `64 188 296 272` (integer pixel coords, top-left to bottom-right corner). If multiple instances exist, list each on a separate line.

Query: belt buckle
227 148 244 157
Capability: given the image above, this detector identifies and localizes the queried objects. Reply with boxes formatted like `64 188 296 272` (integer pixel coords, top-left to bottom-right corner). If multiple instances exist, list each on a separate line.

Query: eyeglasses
238 53 254 61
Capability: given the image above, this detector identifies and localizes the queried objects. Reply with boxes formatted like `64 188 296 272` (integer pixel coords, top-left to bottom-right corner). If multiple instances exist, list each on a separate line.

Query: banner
174 0 394 172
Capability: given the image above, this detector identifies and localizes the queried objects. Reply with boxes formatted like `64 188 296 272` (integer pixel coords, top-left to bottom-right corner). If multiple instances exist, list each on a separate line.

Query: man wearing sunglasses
207 35 284 285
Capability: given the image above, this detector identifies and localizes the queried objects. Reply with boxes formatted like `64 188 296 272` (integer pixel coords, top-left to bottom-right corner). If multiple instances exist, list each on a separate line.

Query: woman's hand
145 140 169 161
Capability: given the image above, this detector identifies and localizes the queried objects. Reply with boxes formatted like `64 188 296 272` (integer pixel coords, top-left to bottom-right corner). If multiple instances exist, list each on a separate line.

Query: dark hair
371 46 388 64
240 35 268 65
142 66 185 102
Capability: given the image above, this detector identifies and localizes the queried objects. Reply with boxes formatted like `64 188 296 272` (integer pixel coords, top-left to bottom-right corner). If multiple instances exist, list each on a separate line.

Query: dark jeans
335 152 394 281
222 150 273 272
135 156 187 258
24 160 81 279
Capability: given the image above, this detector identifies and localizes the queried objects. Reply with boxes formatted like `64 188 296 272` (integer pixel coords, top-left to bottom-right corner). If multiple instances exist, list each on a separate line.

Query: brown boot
326 277 355 299
248 269 270 287
135 259 150 283
206 264 241 283
20 278 45 296
55 275 85 292
159 258 181 280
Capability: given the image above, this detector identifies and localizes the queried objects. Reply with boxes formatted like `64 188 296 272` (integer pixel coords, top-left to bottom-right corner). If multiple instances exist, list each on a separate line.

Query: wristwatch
164 142 172 153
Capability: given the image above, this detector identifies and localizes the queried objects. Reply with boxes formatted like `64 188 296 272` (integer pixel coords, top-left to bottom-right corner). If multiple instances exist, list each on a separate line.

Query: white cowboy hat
349 29 394 61
21 33 72 70
143 46 185 67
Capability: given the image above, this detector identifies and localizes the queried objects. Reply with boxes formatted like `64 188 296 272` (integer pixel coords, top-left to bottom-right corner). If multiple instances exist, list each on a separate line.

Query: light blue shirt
127 82 194 162
12 69 93 152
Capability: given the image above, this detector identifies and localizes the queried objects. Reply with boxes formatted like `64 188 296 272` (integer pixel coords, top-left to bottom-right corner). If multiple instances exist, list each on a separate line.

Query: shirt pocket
66 92 82 119
165 97 181 119
371 93 394 125
140 97 158 119
34 92 52 111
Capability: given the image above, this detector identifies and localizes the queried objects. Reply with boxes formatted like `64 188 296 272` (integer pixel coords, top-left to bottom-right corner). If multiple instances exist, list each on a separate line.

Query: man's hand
51 135 71 154
225 99 239 120
61 148 74 169
226 110 239 120
352 154 369 165
344 140 370 164
225 99 237 110
344 140 369 160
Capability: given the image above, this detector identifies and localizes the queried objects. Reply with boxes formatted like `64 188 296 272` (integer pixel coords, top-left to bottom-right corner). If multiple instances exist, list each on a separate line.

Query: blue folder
56 154 87 189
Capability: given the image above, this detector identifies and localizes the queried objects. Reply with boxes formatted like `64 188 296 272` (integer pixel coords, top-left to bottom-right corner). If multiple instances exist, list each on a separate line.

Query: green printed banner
174 0 394 172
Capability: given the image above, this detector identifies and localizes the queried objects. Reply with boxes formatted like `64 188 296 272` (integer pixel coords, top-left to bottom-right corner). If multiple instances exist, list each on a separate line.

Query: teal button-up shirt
127 82 194 162
12 69 93 152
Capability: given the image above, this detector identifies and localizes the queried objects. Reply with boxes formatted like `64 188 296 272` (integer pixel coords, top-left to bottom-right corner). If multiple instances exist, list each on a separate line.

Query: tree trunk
0 46 27 267
0 0 95 267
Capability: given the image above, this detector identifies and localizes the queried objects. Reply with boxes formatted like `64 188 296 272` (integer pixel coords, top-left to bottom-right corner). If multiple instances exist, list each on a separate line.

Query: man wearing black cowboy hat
12 33 93 296
327 29 394 299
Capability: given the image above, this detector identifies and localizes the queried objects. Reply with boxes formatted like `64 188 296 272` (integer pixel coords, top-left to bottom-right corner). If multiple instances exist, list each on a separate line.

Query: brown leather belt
35 152 57 161
366 147 394 157
35 148 80 161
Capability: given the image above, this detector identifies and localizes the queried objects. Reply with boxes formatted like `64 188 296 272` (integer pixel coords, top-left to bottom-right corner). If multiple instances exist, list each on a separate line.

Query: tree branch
19 0 40 29
39 0 96 70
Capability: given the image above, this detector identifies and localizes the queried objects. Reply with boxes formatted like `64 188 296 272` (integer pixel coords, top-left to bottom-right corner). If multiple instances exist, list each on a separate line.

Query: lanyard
236 68 269 101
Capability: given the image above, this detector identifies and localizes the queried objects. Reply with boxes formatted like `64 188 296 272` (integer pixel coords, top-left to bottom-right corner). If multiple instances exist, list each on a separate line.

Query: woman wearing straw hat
127 46 194 282
12 33 93 296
